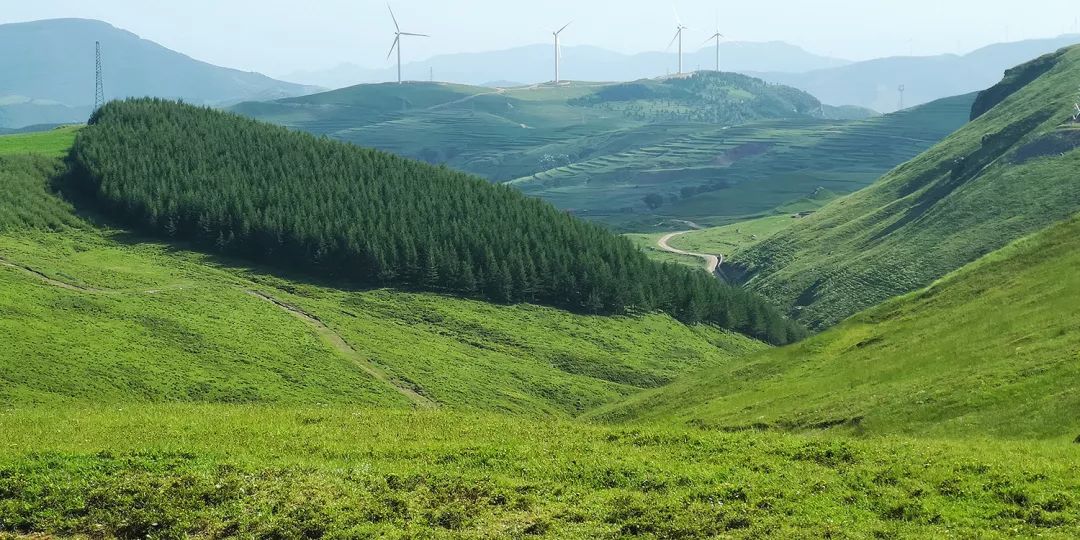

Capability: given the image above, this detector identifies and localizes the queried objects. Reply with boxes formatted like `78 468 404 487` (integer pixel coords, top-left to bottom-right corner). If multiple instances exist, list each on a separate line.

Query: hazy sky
4 0 1080 76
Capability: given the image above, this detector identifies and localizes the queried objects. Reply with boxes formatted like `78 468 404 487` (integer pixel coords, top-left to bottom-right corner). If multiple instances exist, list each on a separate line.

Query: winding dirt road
657 232 724 275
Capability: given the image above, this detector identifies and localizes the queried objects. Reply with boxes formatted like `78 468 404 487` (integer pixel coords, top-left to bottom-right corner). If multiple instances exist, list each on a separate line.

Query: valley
2 9 1080 539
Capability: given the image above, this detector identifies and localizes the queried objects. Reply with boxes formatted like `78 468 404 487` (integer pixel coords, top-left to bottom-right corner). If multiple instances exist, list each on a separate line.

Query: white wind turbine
386 4 429 84
553 22 572 85
704 29 724 72
668 8 689 75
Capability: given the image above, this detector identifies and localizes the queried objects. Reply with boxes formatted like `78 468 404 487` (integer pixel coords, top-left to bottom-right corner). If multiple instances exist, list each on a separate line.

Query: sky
3 0 1080 77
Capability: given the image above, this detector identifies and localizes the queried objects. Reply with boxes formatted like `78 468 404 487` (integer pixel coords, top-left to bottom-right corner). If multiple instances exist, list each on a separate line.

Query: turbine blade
386 36 400 60
667 30 680 50
673 5 683 25
556 21 572 35
387 4 400 32
399 32 429 37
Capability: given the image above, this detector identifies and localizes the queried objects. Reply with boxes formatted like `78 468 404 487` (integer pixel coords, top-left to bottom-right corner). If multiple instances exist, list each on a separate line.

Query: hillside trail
657 232 723 275
0 255 191 295
427 88 506 110
246 290 437 410
1 251 437 409
0 255 101 292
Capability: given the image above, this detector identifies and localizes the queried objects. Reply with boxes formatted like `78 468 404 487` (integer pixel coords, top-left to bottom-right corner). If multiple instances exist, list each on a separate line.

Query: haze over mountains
283 35 1080 115
280 42 853 89
0 19 318 128
756 34 1080 112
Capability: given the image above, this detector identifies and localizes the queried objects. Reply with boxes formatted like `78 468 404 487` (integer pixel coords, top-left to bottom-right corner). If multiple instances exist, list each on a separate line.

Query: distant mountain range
0 18 319 128
279 42 853 89
754 35 1080 112
283 35 1080 115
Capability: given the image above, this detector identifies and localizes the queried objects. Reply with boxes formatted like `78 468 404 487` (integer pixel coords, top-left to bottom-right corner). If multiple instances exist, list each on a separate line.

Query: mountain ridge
0 18 320 127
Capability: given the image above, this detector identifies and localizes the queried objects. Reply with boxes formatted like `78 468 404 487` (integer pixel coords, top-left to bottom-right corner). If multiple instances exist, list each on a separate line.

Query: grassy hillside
2 406 1078 539
72 99 804 343
594 213 1080 440
514 94 973 229
735 46 1080 329
0 125 765 416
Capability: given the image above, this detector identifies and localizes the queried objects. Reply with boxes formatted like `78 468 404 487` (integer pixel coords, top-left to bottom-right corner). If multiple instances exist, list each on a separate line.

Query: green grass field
2 406 1078 539
0 125 78 158
595 213 1080 441
735 46 1080 329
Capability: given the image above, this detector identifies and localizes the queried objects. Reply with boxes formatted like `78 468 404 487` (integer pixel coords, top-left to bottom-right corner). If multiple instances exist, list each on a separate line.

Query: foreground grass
1 405 1078 539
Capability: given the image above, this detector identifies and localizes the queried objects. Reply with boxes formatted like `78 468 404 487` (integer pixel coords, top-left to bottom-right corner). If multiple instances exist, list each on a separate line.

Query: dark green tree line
72 99 805 344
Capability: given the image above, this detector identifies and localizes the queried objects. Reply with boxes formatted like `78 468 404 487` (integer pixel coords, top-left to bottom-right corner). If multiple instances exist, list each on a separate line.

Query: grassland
734 46 1080 329
0 128 762 416
0 124 78 158
2 406 1078 539
594 213 1080 441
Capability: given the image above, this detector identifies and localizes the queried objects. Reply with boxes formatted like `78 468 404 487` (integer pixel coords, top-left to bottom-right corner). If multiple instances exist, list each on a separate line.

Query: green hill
0 127 763 415
732 46 1080 329
233 72 829 183
514 93 973 229
593 212 1080 440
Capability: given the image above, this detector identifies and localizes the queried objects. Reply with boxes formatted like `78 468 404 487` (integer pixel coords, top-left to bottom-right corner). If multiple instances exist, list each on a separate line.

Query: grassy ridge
593 213 1080 440
1 405 1078 539
735 46 1080 329
235 74 826 183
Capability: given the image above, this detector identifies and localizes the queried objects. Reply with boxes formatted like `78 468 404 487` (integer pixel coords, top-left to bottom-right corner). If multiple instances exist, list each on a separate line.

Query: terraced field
516 93 975 229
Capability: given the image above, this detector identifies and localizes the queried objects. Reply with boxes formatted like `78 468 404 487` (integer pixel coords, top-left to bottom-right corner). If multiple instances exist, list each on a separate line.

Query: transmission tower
897 84 906 111
94 41 105 112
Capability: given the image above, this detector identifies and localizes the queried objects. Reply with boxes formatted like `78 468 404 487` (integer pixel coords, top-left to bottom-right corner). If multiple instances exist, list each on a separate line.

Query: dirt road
656 232 723 275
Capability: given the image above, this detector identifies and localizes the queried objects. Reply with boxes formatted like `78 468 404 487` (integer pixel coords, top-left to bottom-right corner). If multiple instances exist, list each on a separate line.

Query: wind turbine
386 4 429 84
704 30 724 72
553 22 571 85
668 8 688 75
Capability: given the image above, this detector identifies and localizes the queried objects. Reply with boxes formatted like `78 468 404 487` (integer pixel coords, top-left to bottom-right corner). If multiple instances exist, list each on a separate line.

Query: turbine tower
553 22 571 85
897 84 906 111
705 31 724 72
386 4 429 84
667 7 689 76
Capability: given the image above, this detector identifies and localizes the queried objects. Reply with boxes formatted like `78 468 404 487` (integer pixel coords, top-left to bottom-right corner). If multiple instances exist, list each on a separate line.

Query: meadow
1 406 1078 539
